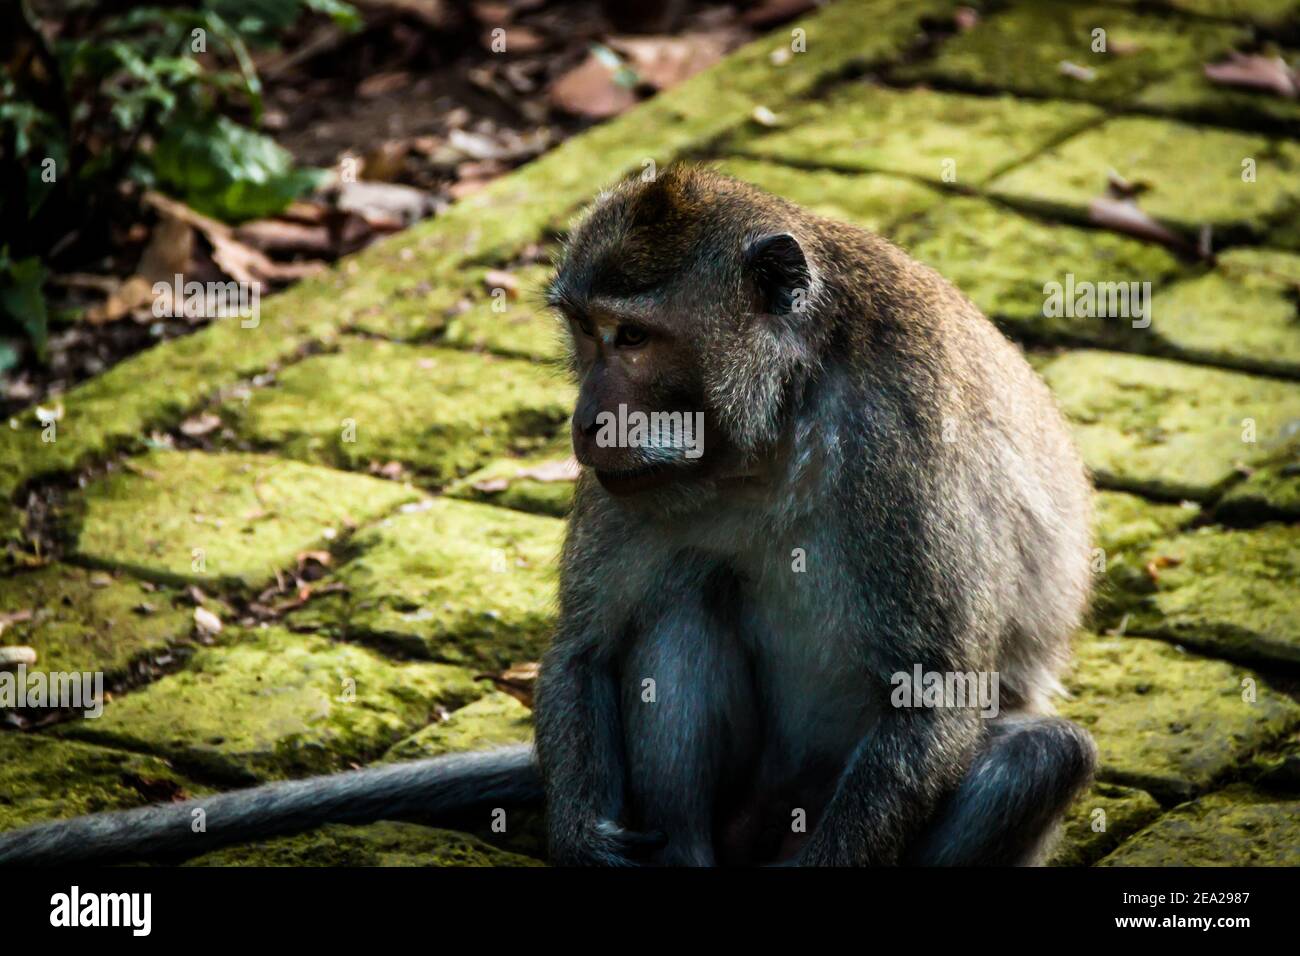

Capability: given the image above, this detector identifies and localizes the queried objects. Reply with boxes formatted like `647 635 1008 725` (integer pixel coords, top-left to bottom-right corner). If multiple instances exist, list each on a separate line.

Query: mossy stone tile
988 116 1300 238
1105 524 1300 667
1217 444 1300 521
897 0 1246 106
1049 782 1162 867
1145 249 1300 378
347 276 474 342
71 450 417 588
290 498 561 670
1136 57 1300 137
55 627 484 784
1039 350 1300 500
1099 785 1300 866
0 564 196 678
385 691 533 762
442 263 565 363
711 158 943 235
726 83 1102 185
0 732 200 833
1093 490 1200 557
227 338 573 484
444 434 577 518
184 820 542 866
890 196 1184 341
1059 634 1300 802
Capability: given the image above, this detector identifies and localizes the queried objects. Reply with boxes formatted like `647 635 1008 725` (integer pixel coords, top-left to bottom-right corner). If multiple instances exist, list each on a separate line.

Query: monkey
0 165 1096 867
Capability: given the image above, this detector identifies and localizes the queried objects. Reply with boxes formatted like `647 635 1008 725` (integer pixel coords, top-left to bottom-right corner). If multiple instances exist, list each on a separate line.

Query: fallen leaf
234 219 335 258
550 49 639 118
515 458 580 483
483 269 520 298
1144 554 1183 583
296 550 333 571
0 646 37 669
1058 60 1097 83
1204 52 1298 98
476 661 540 708
1088 196 1195 256
179 412 223 437
357 71 413 98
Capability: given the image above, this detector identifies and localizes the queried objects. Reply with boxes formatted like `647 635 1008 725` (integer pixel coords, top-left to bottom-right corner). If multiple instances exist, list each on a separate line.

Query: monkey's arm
800 700 981 867
0 746 540 866
534 639 658 866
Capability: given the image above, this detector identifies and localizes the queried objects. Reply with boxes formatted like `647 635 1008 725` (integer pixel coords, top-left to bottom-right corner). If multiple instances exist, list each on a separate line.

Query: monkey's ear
745 232 810 317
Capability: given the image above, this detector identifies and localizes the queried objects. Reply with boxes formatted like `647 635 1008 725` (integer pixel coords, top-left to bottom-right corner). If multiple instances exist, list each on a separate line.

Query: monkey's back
814 218 1093 713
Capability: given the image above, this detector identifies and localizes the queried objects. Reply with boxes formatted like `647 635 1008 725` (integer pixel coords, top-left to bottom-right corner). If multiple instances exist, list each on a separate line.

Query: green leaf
0 251 50 363
151 115 324 222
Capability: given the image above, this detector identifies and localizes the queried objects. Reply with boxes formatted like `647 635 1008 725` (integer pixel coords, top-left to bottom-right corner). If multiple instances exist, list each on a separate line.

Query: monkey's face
548 166 818 503
564 303 722 497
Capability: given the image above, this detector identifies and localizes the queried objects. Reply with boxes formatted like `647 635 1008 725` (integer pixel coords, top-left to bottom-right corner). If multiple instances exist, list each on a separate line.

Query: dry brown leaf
476 661 540 708
1204 52 1299 98
1088 196 1194 256
83 275 153 324
549 52 638 118
515 458 580 483
234 219 334 258
609 31 740 91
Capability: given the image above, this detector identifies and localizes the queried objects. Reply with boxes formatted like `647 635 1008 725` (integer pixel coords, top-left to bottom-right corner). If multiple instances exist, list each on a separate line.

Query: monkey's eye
615 324 649 348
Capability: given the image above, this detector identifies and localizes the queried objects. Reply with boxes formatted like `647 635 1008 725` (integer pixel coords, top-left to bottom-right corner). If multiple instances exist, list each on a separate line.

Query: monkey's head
547 165 824 504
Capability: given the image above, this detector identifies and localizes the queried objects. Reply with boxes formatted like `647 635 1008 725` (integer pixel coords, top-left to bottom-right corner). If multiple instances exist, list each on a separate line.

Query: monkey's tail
0 745 542 866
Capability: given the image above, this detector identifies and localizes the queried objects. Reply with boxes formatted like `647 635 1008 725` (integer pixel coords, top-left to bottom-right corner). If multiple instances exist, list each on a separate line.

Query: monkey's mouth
594 462 682 495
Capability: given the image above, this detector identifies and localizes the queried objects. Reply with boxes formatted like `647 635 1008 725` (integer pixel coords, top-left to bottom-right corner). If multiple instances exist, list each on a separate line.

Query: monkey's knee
905 715 1096 866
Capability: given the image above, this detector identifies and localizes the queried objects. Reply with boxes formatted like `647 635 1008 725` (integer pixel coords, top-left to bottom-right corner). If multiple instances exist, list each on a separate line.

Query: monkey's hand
550 817 667 867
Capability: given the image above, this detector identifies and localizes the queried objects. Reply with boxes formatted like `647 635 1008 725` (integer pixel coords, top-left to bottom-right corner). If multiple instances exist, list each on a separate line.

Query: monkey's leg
620 592 756 867
902 714 1096 866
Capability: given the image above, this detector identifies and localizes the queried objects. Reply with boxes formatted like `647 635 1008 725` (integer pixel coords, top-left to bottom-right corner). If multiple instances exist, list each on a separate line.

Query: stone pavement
3 0 1299 866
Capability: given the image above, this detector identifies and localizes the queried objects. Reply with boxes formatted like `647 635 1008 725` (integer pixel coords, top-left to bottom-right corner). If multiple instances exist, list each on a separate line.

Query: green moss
54 627 484 783
442 263 567 363
1144 249 1300 378
1049 782 1162 867
1218 441 1300 521
290 497 560 670
385 691 533 762
989 116 1300 239
1093 490 1200 556
726 83 1101 186
710 158 943 235
1059 633 1300 802
1039 349 1300 500
897 0 1246 105
347 276 472 342
890 196 1185 340
1104 523 1300 667
71 450 417 588
183 820 542 866
0 732 199 833
444 433 577 518
1099 784 1300 866
226 339 573 485
0 564 201 678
